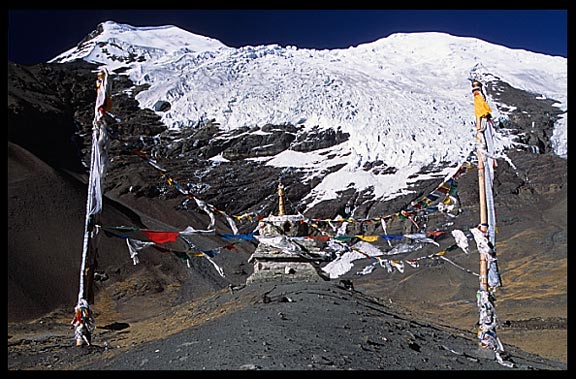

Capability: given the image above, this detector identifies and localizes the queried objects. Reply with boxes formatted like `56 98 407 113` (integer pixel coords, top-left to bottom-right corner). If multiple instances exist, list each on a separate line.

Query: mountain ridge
47 21 567 208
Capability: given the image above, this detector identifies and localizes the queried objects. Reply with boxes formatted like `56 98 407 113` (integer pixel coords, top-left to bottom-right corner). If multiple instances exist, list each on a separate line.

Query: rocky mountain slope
7 57 567 369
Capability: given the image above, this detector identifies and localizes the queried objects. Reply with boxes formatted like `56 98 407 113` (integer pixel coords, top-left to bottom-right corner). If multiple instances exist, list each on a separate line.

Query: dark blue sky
7 9 568 65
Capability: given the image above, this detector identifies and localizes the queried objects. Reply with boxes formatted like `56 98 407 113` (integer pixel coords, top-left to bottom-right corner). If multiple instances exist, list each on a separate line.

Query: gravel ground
8 280 566 371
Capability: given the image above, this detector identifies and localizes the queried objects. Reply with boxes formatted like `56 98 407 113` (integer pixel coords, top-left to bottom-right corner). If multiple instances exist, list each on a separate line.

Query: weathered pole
472 79 491 293
470 80 512 366
472 79 492 352
73 68 111 346
475 113 489 293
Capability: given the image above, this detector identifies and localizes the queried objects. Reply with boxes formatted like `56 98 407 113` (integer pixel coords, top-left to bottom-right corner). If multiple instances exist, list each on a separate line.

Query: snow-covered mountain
50 20 567 210
9 22 568 364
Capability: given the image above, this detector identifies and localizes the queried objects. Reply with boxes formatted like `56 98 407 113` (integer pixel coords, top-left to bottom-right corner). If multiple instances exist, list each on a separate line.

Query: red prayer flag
143 231 180 244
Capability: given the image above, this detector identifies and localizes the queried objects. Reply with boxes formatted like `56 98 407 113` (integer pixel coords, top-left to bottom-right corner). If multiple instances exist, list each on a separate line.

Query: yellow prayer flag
474 91 492 119
356 235 380 242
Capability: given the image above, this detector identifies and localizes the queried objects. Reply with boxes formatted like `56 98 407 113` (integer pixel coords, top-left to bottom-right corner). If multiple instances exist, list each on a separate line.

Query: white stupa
246 183 332 284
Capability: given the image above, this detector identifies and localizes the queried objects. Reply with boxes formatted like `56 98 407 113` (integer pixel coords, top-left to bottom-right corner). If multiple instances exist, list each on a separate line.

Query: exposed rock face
290 126 350 153
153 100 171 112
485 78 564 154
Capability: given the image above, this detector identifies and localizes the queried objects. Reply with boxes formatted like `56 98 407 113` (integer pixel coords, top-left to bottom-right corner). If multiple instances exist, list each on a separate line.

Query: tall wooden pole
476 122 489 292
472 79 491 292
473 79 491 354
73 69 110 346
470 80 512 366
